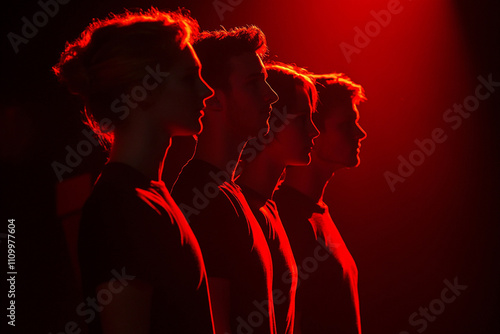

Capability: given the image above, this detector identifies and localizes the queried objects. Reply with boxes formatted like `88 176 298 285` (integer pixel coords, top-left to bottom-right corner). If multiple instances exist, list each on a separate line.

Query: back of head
194 25 267 91
312 73 366 129
265 61 317 116
53 8 199 146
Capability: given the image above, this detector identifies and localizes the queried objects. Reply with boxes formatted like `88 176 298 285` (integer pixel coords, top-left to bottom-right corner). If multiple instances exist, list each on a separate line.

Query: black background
1 0 499 333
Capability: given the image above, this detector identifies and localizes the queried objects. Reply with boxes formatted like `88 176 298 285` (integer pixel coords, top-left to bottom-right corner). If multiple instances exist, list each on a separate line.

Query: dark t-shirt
240 185 298 334
274 184 361 334
172 159 276 334
79 163 214 334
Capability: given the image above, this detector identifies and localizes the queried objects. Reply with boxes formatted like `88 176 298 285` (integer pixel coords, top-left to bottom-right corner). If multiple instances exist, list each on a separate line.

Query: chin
348 158 361 168
190 117 204 134
332 156 359 169
261 122 271 135
171 123 202 137
194 121 203 135
290 155 311 166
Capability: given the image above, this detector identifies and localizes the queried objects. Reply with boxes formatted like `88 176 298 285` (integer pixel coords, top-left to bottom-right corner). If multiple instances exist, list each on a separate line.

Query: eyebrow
186 65 201 72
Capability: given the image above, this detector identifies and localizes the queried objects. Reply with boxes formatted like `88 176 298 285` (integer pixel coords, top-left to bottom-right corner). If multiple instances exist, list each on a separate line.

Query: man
274 73 367 334
172 26 279 334
57 9 215 334
235 62 320 334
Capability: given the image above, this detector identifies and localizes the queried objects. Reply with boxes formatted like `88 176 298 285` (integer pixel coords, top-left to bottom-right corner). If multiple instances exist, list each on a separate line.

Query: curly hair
193 25 268 91
53 8 199 147
311 73 366 130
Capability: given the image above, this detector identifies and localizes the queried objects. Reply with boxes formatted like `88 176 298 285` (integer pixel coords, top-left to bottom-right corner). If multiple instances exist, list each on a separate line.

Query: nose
309 117 320 140
355 123 367 141
199 76 214 101
265 81 279 105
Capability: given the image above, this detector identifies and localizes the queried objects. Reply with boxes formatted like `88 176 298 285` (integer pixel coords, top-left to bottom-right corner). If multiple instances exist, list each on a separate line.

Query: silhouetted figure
172 26 279 334
274 73 367 334
162 135 198 191
53 9 214 334
236 62 319 334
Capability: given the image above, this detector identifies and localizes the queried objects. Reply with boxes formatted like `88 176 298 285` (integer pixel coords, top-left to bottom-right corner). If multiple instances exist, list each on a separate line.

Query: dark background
1 0 499 333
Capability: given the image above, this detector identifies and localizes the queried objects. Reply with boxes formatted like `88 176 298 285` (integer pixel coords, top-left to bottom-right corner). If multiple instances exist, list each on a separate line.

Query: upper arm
98 279 153 334
208 277 232 334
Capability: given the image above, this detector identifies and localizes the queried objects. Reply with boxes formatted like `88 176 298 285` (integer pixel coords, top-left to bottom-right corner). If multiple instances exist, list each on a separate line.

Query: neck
109 120 171 181
237 150 285 200
282 154 340 203
194 116 249 177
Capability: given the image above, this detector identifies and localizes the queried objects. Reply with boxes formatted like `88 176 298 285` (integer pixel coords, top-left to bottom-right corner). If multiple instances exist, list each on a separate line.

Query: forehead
228 52 265 79
323 98 359 123
290 85 312 113
175 44 201 68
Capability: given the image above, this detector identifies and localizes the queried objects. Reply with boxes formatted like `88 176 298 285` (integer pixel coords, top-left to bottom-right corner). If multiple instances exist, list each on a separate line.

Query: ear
205 88 226 112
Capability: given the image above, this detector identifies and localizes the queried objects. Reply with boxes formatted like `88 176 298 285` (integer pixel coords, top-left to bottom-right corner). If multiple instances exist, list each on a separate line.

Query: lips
196 106 205 116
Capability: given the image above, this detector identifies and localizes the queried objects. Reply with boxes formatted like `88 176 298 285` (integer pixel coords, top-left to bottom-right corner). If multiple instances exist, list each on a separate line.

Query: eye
183 73 197 82
247 73 266 86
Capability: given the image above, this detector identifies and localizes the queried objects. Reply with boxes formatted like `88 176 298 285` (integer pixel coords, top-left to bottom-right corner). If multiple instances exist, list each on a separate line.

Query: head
53 8 212 148
261 62 319 166
311 73 367 169
193 26 278 137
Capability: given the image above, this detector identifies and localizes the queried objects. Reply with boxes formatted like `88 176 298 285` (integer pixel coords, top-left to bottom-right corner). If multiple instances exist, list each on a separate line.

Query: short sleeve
79 185 166 288
188 189 250 280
